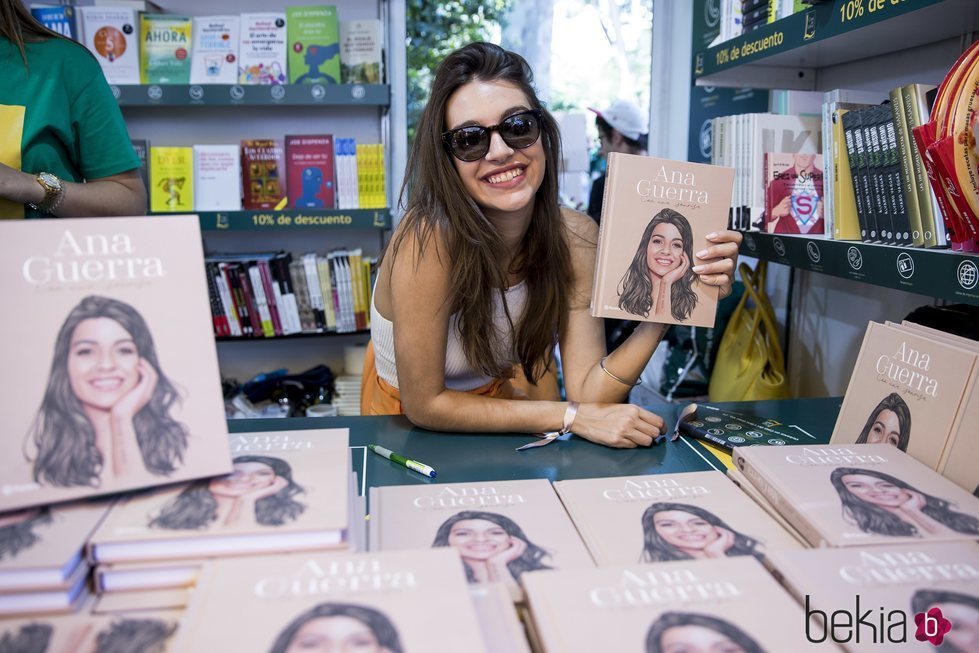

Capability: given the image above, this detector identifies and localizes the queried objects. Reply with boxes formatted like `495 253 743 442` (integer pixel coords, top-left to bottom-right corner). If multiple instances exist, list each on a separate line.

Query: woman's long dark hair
390 41 571 384
268 602 403 653
855 393 911 451
0 509 52 560
640 502 763 562
431 510 552 582
29 296 188 488
646 611 767 653
0 622 52 653
618 208 698 321
149 456 305 530
911 589 979 653
94 618 177 653
830 467 979 537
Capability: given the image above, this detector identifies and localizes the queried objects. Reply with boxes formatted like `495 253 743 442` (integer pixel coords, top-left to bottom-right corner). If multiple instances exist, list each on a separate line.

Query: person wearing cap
587 99 649 223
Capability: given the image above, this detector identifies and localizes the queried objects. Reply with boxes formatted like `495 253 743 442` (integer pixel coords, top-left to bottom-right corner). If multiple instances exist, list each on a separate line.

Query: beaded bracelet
600 356 642 387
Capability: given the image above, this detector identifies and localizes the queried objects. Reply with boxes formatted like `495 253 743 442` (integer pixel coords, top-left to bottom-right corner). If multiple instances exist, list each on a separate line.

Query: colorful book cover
78 7 140 84
238 13 287 85
553 471 803 567
285 135 335 209
764 152 825 235
88 428 349 563
31 6 78 40
130 138 149 210
241 139 287 210
369 479 594 601
172 549 488 652
340 19 382 84
138 14 192 84
830 322 977 472
591 152 734 328
732 443 979 548
193 144 242 211
189 15 239 85
0 612 180 652
149 146 193 213
769 542 979 653
0 217 232 512
522 556 839 652
286 5 340 85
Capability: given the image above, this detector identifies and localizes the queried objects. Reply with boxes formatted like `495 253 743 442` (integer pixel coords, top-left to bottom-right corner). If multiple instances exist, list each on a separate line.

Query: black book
843 109 880 242
863 106 895 244
741 0 767 13
877 103 913 246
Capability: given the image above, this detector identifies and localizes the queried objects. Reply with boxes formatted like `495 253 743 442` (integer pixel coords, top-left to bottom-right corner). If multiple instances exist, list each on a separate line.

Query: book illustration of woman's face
0 508 42 530
208 461 277 498
658 624 748 653
652 510 718 553
284 615 385 653
67 317 140 412
866 409 903 447
842 473 910 508
447 518 513 561
646 223 684 279
934 601 979 653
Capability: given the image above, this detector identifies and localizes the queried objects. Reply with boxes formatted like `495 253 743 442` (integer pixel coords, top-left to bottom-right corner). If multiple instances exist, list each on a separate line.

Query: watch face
39 172 62 190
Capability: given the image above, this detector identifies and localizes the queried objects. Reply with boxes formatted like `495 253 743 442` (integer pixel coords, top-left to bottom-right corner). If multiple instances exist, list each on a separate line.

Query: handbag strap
735 261 785 371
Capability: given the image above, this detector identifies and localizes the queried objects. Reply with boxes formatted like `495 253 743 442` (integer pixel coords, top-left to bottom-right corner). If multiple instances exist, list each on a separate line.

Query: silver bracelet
600 356 642 387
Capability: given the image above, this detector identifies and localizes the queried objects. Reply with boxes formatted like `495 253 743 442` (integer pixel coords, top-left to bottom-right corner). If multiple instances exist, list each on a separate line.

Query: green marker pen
368 444 437 478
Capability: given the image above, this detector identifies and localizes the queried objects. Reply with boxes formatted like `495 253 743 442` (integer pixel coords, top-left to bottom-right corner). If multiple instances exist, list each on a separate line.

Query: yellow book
150 146 194 213
831 110 861 241
316 256 337 331
347 248 365 329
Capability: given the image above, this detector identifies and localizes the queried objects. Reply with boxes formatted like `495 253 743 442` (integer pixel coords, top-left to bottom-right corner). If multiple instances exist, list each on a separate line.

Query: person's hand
0 163 33 203
662 251 690 286
571 403 664 448
110 358 157 421
243 475 288 502
899 490 927 514
489 536 528 569
772 196 791 218
703 527 735 558
692 230 742 300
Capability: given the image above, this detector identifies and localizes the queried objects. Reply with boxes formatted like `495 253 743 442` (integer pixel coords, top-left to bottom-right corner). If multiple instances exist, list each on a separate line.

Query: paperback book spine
863 107 894 244
902 84 941 247
889 88 924 246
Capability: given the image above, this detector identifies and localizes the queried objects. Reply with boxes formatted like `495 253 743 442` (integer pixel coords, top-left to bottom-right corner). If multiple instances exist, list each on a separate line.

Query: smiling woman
364 42 743 447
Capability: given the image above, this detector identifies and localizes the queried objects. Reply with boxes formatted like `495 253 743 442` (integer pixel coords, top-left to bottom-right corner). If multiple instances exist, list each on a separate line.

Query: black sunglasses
442 109 543 162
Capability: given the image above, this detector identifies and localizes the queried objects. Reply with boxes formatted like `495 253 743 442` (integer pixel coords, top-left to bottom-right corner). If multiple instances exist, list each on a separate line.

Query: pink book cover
0 217 231 512
768 542 979 653
732 444 979 548
522 556 841 652
0 611 181 652
470 582 531 653
369 479 595 601
829 322 976 472
764 152 825 235
591 152 734 328
285 134 336 209
553 471 803 567
173 548 488 652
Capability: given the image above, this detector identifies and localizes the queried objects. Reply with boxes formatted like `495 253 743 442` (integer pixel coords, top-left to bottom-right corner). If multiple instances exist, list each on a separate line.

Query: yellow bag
708 260 789 402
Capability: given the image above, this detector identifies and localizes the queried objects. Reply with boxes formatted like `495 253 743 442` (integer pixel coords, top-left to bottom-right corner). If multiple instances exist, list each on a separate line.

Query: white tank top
370 281 529 391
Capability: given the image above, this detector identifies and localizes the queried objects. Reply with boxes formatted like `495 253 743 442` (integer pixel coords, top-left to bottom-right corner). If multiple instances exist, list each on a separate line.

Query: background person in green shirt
0 0 146 218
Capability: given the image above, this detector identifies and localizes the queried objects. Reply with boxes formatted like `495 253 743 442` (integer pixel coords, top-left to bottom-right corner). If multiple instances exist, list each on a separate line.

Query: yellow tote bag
708 260 788 402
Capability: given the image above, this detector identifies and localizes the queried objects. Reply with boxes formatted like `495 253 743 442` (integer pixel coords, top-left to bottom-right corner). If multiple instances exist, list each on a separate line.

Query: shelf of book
215 329 370 342
112 83 390 107
694 0 977 90
150 209 390 231
740 232 979 305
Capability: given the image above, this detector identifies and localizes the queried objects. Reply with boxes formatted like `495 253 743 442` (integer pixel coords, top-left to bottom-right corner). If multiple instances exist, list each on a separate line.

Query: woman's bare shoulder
560 207 599 247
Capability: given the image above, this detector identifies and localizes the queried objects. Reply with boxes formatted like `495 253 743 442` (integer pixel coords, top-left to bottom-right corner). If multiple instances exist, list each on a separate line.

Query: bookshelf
112 83 390 106
151 209 391 231
215 329 371 342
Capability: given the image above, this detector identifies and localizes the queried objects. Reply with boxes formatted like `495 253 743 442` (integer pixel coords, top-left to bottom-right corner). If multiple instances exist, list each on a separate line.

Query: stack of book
710 0 809 45
333 375 363 416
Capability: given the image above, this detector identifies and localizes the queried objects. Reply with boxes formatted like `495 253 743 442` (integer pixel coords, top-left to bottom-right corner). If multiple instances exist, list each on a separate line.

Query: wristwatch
28 172 65 214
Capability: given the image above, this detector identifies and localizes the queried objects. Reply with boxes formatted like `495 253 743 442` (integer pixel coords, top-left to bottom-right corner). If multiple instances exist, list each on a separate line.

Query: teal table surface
228 397 842 491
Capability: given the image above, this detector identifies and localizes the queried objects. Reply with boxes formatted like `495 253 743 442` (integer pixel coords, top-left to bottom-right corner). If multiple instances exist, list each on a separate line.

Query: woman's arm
0 164 147 217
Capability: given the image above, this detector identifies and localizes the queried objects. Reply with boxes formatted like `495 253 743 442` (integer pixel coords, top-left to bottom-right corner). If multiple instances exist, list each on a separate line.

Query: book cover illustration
241 139 287 210
764 152 825 235
287 5 341 85
173 549 488 652
0 217 231 512
340 19 382 84
139 14 192 84
553 471 803 568
370 479 594 600
0 611 179 653
591 152 734 328
769 542 979 653
149 146 193 213
78 7 139 84
89 429 349 562
285 135 335 209
31 6 77 40
193 144 242 211
830 322 976 472
733 444 979 548
522 556 839 652
189 15 239 85
238 13 287 85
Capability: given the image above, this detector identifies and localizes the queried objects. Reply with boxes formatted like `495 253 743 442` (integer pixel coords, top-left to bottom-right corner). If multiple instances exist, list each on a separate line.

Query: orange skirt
359 341 518 416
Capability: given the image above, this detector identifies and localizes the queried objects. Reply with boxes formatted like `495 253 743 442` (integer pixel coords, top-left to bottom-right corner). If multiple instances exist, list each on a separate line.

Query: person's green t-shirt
0 36 139 217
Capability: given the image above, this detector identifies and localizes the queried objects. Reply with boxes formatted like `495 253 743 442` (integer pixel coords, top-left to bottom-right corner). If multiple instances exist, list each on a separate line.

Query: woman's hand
244 475 289 502
662 251 690 286
703 527 736 558
571 403 665 448
899 490 928 515
111 358 157 422
692 230 742 299
489 536 528 570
